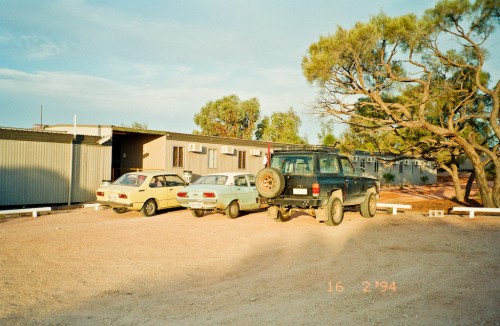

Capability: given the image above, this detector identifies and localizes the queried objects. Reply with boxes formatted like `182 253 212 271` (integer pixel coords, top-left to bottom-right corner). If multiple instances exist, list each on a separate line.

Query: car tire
112 208 127 214
225 201 240 219
141 199 157 217
256 167 285 199
325 196 344 226
191 209 204 218
360 191 376 218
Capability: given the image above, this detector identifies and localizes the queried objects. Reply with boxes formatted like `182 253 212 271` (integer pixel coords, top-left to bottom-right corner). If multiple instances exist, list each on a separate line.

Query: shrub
420 175 429 184
383 172 395 184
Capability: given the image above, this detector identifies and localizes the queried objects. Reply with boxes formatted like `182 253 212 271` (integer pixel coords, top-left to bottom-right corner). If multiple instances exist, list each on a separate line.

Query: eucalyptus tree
303 0 499 207
258 108 307 144
194 95 260 139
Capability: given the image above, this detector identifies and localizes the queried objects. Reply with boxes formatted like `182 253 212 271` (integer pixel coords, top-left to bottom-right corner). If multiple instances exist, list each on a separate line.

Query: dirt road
0 192 499 325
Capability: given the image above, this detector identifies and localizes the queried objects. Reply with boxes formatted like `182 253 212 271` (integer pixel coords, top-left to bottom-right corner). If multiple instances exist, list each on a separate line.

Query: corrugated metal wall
0 129 111 206
0 139 71 205
71 143 112 203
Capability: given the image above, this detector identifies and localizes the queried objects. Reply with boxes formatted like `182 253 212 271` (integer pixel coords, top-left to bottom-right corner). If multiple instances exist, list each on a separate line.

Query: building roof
46 124 296 148
0 126 103 145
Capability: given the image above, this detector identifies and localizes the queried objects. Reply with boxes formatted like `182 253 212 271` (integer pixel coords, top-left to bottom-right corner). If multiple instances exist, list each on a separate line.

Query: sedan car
96 171 186 216
176 172 260 218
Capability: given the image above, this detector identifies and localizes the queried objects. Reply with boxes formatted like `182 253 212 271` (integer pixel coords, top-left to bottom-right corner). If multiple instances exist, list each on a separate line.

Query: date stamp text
327 280 398 294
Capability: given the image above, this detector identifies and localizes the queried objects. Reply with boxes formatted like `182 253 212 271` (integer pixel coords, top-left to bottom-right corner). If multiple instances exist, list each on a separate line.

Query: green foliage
383 173 396 184
317 120 339 146
122 122 148 130
254 116 269 141
194 95 260 139
322 134 338 147
258 108 307 144
425 0 499 37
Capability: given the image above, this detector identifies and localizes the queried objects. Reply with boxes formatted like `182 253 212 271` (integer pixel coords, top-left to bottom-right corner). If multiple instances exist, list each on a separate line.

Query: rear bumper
96 200 133 209
177 198 224 210
259 197 327 208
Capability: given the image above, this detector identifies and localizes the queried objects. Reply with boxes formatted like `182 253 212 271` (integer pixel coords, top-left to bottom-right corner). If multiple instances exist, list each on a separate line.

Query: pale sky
1 0 497 142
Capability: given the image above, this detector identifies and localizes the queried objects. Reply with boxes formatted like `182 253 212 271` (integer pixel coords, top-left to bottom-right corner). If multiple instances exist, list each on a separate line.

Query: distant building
350 151 437 185
45 124 275 182
1 124 438 207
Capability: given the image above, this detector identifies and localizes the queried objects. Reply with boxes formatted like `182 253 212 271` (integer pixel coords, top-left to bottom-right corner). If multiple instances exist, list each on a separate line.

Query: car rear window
319 154 340 174
164 175 186 187
113 174 147 187
271 155 314 175
193 175 228 185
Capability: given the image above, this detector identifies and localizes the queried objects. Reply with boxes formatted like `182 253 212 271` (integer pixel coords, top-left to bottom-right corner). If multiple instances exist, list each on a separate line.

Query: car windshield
193 175 228 185
271 155 314 175
113 174 147 187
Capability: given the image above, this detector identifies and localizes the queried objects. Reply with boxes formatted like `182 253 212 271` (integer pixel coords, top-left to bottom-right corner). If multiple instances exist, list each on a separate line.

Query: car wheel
225 201 240 219
112 208 127 214
191 209 204 218
256 167 285 199
141 199 157 217
325 196 344 226
360 191 376 218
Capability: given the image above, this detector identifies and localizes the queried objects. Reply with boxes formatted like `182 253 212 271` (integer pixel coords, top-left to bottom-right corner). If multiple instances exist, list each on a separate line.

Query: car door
340 157 362 205
234 174 259 210
147 175 169 209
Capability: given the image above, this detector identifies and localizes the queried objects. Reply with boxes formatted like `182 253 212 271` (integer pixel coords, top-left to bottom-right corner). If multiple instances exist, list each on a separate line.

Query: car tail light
312 183 320 196
203 192 216 198
96 191 104 197
177 192 188 198
118 194 127 199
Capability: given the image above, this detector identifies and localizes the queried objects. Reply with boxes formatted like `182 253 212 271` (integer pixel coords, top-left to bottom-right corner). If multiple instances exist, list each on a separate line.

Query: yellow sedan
96 171 186 216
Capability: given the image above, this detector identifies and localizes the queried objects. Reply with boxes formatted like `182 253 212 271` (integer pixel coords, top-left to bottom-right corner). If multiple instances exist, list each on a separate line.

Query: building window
173 146 183 167
374 161 379 173
238 150 246 169
399 163 403 174
208 148 217 169
360 159 366 170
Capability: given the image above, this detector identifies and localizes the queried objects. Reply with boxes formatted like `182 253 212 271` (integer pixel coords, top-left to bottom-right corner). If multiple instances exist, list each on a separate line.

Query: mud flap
315 207 328 221
267 206 279 219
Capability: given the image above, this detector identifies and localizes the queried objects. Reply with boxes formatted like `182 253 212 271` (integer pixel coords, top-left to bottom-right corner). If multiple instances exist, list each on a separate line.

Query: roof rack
273 145 339 153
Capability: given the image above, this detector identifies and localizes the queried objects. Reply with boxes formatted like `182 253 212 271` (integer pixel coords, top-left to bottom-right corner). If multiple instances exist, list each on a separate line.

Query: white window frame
208 148 217 169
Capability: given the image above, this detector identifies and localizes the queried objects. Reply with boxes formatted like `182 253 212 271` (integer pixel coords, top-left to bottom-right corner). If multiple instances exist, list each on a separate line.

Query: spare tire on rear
256 167 285 199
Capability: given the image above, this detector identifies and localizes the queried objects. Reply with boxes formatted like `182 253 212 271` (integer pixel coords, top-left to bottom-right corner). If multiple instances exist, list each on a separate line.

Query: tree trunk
464 170 475 203
452 135 496 208
473 165 495 207
488 160 500 207
464 151 496 207
440 164 465 203
450 165 465 203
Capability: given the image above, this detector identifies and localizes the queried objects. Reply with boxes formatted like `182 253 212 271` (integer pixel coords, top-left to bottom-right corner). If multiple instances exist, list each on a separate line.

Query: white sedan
96 171 186 216
176 172 261 218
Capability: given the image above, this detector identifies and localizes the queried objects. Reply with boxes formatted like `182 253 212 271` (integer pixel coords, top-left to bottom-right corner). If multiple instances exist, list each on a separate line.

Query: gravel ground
0 187 499 325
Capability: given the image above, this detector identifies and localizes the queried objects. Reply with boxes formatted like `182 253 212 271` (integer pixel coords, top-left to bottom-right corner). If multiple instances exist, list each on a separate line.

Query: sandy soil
0 186 499 325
